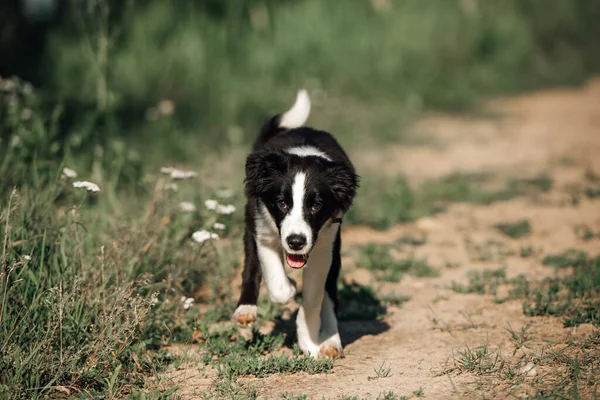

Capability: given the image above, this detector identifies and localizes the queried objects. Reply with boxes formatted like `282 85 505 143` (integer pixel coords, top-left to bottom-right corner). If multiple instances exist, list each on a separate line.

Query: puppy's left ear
327 163 359 212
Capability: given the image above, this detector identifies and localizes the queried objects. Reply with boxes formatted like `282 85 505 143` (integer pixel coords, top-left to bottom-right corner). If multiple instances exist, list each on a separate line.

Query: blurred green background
2 0 600 187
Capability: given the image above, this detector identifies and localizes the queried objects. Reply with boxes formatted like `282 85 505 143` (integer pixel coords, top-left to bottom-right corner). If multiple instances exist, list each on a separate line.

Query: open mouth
286 253 308 269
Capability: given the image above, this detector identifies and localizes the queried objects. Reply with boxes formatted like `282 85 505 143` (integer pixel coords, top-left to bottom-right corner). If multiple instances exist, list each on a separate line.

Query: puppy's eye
277 200 288 211
310 203 322 214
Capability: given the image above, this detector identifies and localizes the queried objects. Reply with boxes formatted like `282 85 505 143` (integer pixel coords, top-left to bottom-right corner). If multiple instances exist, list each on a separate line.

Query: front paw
318 341 343 359
232 304 257 325
268 281 296 304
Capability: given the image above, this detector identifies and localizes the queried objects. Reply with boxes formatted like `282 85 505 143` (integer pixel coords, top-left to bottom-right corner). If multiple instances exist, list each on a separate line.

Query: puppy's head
245 151 358 269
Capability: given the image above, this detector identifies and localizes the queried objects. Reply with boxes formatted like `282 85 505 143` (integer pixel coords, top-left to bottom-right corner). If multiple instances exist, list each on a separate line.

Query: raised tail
253 89 311 151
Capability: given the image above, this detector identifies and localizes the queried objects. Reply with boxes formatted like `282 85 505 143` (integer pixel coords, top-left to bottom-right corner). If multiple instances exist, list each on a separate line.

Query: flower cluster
191 230 219 243
204 199 236 215
180 296 194 310
160 166 198 180
73 181 101 193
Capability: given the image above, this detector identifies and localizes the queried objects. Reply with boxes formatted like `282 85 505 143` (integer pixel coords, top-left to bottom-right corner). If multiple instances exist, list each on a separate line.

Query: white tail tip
279 89 311 129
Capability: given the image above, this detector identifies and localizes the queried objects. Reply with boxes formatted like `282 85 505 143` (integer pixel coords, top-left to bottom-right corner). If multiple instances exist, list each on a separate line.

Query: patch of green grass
349 172 554 229
412 387 424 398
495 219 532 239
357 243 439 282
542 248 590 268
451 268 530 304
524 252 600 326
377 392 403 400
574 225 598 241
465 238 514 262
529 332 600 399
197 327 333 397
0 162 243 397
519 245 534 258
396 233 428 247
451 268 508 295
280 394 308 400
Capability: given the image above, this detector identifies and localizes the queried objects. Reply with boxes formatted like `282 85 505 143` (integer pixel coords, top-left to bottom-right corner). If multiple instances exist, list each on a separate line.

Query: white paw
267 281 296 304
232 304 257 325
318 338 343 359
299 341 321 359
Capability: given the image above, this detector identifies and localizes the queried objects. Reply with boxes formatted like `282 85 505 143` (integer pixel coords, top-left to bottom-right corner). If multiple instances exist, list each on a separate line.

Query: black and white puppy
232 89 358 359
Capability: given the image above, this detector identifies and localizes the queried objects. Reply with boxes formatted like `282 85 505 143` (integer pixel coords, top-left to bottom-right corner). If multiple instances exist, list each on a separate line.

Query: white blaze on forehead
286 146 331 161
280 172 313 254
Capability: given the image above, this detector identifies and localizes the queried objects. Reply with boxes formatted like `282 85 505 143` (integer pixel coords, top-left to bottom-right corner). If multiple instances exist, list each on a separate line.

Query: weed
450 344 505 375
280 394 308 400
495 219 532 239
412 387 424 397
505 322 532 354
519 245 534 258
451 268 507 295
396 234 428 247
524 251 600 326
377 392 403 400
380 293 411 307
465 238 514 262
542 249 590 268
357 243 439 282
369 362 393 380
574 225 597 241
445 261 461 269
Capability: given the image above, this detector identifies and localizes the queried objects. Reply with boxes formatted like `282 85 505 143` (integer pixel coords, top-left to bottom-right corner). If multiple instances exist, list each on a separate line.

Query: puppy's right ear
245 152 289 197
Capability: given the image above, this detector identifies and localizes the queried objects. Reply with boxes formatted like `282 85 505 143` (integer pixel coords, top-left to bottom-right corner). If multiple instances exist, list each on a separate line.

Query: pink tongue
286 254 307 269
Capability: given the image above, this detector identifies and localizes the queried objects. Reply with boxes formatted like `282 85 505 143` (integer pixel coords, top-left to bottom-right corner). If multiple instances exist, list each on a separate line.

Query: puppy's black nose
286 234 307 251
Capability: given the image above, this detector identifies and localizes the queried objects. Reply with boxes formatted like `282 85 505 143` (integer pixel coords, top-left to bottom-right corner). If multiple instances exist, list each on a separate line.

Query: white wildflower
216 204 236 215
160 166 198 180
180 296 194 310
179 202 197 213
62 167 78 179
192 230 219 243
216 189 234 198
73 181 100 193
150 297 159 306
23 255 32 261
170 170 198 180
213 222 226 230
204 199 219 210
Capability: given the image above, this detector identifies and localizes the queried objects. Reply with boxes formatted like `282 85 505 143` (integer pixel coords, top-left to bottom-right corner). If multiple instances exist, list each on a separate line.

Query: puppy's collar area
331 217 343 224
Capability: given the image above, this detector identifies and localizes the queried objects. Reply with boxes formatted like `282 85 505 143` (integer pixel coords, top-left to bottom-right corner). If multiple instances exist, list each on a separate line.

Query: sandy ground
167 78 600 399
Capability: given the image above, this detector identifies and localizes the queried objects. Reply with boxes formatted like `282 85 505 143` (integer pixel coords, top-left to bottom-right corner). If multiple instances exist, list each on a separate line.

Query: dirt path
168 78 600 399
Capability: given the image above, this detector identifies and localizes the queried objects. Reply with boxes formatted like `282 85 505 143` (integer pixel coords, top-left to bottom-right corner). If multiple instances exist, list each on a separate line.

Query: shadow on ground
271 281 391 348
